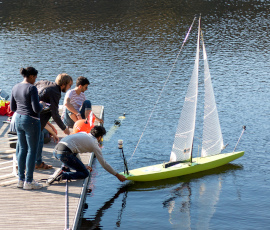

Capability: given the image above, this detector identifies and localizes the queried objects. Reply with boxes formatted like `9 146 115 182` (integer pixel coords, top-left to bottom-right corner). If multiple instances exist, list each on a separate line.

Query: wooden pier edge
0 105 104 230
73 105 104 230
72 152 95 230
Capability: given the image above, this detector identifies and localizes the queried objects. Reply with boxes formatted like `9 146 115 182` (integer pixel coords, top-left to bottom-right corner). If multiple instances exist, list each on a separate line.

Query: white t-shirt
62 89 85 117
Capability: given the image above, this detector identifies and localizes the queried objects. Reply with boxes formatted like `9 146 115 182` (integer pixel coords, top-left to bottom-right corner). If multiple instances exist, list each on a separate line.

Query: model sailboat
121 17 244 181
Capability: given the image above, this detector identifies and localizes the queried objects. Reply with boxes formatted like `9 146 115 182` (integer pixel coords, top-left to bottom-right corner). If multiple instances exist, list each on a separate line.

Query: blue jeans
15 114 41 182
63 100 91 127
36 128 45 165
55 152 89 180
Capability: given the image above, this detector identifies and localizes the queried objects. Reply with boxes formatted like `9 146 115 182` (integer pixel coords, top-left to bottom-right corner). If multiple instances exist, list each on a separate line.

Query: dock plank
0 105 103 230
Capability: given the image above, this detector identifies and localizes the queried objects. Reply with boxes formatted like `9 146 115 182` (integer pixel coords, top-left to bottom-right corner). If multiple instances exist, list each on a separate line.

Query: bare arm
115 173 127 182
92 145 126 182
44 123 59 143
46 121 57 135
64 97 82 121
87 110 104 124
64 97 79 115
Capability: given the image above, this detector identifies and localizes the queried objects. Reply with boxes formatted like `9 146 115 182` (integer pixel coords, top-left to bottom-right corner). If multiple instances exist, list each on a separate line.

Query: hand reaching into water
115 173 127 182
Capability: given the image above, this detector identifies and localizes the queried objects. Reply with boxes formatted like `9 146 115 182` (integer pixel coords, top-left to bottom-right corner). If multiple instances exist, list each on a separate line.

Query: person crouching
47 126 126 184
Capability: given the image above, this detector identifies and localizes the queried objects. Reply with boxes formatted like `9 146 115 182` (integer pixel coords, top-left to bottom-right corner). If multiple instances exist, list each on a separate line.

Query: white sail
170 21 200 162
201 41 224 157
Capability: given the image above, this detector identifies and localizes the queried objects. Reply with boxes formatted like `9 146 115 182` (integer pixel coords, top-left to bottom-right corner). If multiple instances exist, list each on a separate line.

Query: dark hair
76 76 90 87
20 67 38 78
90 126 106 138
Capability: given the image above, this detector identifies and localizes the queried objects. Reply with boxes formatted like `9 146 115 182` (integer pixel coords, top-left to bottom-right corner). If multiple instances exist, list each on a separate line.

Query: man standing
35 73 73 169
62 76 103 128
47 126 126 184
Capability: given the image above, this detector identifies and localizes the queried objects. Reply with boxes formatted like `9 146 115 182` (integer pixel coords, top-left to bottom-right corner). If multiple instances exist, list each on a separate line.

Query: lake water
1 0 270 229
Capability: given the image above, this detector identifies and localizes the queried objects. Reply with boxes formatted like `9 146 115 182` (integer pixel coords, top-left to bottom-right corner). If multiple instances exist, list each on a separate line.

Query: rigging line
128 16 198 162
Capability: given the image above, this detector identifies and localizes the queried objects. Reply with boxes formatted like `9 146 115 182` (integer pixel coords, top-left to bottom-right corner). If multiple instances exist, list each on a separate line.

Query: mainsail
170 20 224 162
170 20 200 162
201 40 224 157
122 16 245 182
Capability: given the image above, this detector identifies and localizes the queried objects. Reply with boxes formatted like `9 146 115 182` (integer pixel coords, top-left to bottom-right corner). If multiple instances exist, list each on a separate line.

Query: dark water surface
1 0 270 229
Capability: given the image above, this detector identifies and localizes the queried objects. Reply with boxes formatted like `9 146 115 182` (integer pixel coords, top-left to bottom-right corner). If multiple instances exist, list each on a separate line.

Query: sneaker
62 166 71 172
17 180 24 188
55 174 63 183
23 180 43 190
47 168 63 185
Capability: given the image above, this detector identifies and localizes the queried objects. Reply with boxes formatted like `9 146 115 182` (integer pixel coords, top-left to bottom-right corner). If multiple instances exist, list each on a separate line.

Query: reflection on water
1 0 270 229
164 182 192 229
164 178 222 229
82 185 128 229
81 164 242 229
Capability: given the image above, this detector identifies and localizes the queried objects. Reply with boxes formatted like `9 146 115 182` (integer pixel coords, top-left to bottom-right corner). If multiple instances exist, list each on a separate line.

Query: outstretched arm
115 173 127 182
93 145 125 182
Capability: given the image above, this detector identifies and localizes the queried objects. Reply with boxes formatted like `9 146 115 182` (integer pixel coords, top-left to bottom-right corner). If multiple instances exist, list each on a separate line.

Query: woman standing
10 67 43 189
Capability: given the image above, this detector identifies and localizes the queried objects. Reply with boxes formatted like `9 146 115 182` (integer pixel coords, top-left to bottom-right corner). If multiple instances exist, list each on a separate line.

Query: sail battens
170 17 200 162
202 137 223 153
201 40 224 157
204 106 217 119
172 147 189 152
185 94 197 102
170 18 224 162
175 129 193 137
204 75 210 82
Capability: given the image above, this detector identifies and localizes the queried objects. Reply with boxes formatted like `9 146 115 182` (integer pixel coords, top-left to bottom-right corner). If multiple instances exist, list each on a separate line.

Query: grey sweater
60 132 117 176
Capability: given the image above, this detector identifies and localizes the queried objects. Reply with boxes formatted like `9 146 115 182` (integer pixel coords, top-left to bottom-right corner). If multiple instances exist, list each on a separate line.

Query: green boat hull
121 151 244 181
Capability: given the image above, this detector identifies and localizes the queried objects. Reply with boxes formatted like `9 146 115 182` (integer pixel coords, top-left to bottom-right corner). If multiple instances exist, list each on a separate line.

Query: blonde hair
55 73 73 87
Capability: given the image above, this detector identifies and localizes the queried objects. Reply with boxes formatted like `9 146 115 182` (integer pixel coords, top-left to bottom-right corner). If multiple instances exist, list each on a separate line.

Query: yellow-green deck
122 151 244 181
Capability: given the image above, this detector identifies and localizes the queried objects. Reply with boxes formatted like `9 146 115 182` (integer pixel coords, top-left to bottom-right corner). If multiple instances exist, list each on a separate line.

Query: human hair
20 67 38 78
55 73 73 87
76 76 90 87
90 126 106 138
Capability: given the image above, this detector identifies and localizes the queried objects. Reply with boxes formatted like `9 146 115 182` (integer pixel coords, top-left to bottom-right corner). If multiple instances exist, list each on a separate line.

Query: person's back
11 83 41 118
35 80 65 130
47 126 126 184
61 132 99 154
36 80 60 102
10 67 43 190
34 73 73 170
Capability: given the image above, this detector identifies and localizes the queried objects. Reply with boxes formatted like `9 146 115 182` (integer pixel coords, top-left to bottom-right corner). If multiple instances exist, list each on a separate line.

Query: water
1 0 270 229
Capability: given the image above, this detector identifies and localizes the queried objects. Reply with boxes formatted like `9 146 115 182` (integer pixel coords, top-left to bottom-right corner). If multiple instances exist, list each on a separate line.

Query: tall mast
170 15 200 163
190 15 201 163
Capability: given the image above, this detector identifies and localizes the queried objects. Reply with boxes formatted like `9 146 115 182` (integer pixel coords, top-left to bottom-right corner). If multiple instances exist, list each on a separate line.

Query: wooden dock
0 105 104 230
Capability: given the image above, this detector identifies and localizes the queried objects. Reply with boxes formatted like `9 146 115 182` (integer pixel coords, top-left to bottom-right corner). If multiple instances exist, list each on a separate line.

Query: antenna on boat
118 140 129 175
233 126 246 152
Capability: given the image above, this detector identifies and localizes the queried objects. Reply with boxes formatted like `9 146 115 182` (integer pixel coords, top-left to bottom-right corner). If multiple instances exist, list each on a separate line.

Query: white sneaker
47 168 63 185
23 180 43 190
17 180 24 188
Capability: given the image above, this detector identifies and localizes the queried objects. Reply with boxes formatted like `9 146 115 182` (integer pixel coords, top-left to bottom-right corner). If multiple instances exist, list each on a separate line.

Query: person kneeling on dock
47 126 126 184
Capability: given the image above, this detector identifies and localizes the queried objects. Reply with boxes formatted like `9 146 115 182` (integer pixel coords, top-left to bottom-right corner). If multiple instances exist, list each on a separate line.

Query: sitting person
43 121 59 144
47 126 126 184
61 76 103 128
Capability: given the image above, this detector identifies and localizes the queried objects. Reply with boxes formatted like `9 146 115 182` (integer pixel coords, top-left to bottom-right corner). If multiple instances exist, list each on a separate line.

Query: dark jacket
35 80 66 131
